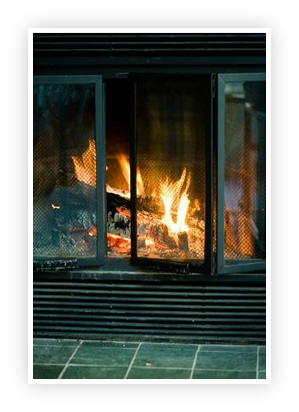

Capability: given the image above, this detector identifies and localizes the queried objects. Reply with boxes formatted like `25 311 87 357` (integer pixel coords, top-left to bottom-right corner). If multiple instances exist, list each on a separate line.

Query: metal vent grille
33 33 266 58
33 279 266 344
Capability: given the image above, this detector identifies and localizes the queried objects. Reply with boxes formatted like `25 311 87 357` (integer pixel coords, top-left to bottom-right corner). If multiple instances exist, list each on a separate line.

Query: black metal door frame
33 72 266 276
129 73 214 274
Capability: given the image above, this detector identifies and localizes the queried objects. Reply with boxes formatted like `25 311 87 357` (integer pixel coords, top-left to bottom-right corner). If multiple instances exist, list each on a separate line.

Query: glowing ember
160 168 191 234
107 232 131 253
71 139 96 187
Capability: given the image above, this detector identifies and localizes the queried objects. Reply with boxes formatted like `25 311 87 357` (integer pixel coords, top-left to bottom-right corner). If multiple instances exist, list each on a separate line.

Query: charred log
107 191 131 215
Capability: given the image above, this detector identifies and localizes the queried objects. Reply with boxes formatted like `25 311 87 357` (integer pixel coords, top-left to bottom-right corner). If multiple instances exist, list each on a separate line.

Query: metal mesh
224 82 266 260
135 77 207 261
33 82 97 259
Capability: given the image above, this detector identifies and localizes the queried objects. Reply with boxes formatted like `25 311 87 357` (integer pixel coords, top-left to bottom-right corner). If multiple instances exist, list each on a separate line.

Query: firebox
33 72 265 275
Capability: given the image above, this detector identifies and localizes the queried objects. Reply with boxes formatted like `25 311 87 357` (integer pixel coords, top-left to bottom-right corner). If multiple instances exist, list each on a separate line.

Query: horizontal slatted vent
33 280 266 344
33 33 266 58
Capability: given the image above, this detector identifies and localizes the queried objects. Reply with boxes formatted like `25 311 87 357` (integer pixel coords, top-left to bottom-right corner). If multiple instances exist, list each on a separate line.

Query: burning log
107 233 131 254
107 192 131 215
149 223 177 250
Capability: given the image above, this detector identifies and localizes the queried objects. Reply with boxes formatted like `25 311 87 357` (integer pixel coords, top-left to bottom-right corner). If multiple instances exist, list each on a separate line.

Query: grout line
57 340 83 379
189 345 201 379
54 364 192 370
256 346 259 379
124 342 142 379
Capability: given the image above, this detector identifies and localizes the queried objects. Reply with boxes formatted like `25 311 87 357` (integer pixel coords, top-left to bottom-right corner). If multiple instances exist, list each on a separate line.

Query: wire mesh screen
224 81 266 261
33 82 98 259
135 77 208 262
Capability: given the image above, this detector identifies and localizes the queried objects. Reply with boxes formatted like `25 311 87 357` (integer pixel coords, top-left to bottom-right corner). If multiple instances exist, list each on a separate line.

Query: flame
71 139 96 187
71 141 145 198
71 139 193 254
160 168 191 234
118 155 145 197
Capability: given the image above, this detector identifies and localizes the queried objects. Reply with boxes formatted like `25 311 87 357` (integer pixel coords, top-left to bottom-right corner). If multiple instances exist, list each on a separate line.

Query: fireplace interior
33 73 265 274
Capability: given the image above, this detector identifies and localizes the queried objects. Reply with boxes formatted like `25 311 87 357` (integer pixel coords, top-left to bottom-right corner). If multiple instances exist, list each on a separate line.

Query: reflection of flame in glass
71 139 96 187
160 168 191 234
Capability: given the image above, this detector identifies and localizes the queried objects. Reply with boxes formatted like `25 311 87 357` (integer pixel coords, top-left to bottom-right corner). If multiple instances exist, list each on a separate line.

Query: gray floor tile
33 344 77 364
127 367 191 379
32 339 265 380
133 343 197 369
70 344 136 366
33 338 79 347
195 350 257 371
80 340 139 349
258 346 266 370
200 345 257 354
192 369 256 379
33 364 65 379
61 365 128 379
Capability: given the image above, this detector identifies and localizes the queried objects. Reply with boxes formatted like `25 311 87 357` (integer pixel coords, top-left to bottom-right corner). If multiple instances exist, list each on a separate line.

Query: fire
160 168 191 234
71 139 96 187
118 155 145 197
71 141 144 197
71 139 193 255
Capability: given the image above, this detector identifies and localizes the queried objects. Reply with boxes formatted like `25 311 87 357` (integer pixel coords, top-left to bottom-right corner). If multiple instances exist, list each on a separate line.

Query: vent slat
33 295 265 305
33 279 266 344
33 287 265 298
33 33 266 59
34 307 264 316
34 317 264 325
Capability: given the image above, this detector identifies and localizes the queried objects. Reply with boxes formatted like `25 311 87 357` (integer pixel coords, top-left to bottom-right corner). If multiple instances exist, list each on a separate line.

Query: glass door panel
217 73 266 273
33 76 105 266
134 75 209 268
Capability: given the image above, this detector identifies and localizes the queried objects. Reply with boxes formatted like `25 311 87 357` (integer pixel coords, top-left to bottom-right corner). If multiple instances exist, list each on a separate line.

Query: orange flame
118 155 145 197
160 168 191 234
72 139 192 244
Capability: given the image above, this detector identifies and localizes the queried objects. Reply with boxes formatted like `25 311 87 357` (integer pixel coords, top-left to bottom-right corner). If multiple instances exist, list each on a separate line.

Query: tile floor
33 338 266 380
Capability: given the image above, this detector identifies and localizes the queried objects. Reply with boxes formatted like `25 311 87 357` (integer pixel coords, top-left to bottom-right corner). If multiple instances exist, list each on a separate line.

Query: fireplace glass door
33 76 105 266
217 73 266 273
132 75 210 270
33 73 266 274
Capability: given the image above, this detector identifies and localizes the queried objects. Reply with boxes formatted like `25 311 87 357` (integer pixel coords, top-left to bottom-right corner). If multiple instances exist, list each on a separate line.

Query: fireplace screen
33 76 105 264
217 74 266 272
134 77 208 264
33 73 266 274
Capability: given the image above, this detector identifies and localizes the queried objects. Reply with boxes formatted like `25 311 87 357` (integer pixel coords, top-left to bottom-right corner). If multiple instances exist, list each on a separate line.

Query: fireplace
32 32 266 343
33 73 266 275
